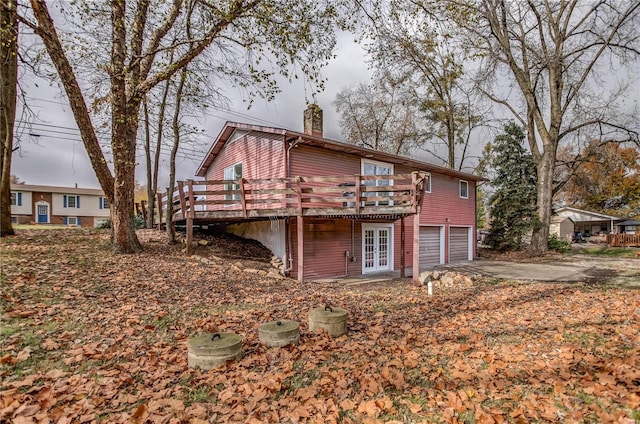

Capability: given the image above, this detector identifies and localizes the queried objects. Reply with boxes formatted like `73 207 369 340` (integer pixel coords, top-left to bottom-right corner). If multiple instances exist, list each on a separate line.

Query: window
459 180 469 199
64 195 81 208
65 217 79 226
10 192 21 206
362 160 393 206
223 163 243 201
425 175 431 193
99 197 109 209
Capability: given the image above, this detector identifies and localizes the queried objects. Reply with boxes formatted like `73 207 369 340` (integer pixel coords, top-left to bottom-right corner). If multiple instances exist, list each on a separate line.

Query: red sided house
165 105 483 282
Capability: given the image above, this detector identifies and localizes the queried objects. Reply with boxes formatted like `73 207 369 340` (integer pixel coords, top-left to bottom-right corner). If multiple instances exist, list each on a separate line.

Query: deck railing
606 233 640 247
157 172 428 223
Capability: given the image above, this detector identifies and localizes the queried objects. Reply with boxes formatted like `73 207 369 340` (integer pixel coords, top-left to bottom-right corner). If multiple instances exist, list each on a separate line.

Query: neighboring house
554 207 620 237
181 105 484 282
549 216 575 242
616 220 640 235
10 184 111 227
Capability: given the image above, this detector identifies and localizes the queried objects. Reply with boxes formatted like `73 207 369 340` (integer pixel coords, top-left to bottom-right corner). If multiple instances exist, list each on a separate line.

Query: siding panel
290 217 361 281
205 132 286 181
289 145 361 177
395 165 476 266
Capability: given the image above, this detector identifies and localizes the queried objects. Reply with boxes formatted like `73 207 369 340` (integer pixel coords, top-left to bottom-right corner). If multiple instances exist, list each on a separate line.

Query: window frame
223 162 243 201
99 197 109 209
361 159 394 206
459 180 469 199
64 195 80 209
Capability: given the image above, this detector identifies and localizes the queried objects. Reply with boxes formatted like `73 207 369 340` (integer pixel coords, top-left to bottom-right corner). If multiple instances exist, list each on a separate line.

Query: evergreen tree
486 123 537 251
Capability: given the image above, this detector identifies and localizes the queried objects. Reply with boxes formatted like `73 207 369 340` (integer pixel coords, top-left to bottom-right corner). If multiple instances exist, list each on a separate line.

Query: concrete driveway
439 260 597 282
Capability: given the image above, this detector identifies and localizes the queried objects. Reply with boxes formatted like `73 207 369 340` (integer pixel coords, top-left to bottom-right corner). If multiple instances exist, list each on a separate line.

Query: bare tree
449 0 640 254
0 0 18 237
361 0 485 170
19 0 350 252
333 74 422 155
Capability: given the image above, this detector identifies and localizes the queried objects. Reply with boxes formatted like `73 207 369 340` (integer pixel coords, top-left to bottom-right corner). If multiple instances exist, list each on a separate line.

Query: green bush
548 234 571 252
97 215 146 230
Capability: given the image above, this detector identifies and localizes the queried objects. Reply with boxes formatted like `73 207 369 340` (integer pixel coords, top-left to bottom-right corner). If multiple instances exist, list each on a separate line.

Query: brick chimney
303 104 323 137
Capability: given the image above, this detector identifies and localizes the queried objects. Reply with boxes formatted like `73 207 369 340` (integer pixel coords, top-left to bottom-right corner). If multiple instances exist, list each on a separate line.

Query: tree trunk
110 0 141 253
528 151 555 255
142 98 155 229
167 69 187 244
111 125 142 253
0 0 18 237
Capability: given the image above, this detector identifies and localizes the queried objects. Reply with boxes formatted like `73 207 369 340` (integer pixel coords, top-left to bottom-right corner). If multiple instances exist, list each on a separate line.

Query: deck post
297 216 304 282
295 177 303 216
401 217 406 278
187 180 195 219
178 181 187 219
186 217 193 255
157 190 165 229
355 175 361 214
412 212 420 284
239 178 247 218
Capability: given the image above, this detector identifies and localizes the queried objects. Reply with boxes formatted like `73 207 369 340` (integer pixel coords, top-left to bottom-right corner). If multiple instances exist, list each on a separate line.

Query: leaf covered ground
1 229 639 423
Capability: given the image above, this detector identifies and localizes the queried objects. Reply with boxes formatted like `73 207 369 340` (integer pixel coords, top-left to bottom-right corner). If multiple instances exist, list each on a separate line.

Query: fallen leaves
1 228 639 423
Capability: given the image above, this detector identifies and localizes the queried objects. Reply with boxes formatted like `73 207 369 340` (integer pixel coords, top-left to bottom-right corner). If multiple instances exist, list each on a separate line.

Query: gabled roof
617 219 640 226
555 206 620 221
195 121 486 182
551 216 574 224
10 183 105 196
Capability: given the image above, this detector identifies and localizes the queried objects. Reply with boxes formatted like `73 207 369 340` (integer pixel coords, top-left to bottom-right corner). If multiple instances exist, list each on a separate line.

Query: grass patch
573 246 639 257
183 385 215 406
13 225 86 230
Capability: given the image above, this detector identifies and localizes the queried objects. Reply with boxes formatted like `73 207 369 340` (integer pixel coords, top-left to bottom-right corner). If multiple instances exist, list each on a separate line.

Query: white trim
555 206 619 221
459 180 469 199
36 201 50 224
424 174 431 193
360 158 394 174
223 162 243 202
361 223 394 273
361 159 394 206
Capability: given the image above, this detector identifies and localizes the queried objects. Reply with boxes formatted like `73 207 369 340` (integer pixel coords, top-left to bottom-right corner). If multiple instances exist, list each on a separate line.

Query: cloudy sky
12 31 372 190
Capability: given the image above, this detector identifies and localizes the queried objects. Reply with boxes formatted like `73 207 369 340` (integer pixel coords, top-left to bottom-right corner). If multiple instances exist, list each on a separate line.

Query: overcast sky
12 32 373 190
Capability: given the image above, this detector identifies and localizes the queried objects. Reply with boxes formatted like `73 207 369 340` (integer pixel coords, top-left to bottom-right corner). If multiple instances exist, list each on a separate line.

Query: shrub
97 215 146 230
548 234 570 252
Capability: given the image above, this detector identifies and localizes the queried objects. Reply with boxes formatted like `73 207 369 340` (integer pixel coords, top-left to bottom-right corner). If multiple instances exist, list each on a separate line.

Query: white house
10 184 111 227
554 207 620 237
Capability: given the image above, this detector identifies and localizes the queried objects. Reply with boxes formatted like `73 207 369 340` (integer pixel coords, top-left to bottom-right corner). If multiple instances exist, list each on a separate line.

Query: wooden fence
607 233 640 247
156 172 428 224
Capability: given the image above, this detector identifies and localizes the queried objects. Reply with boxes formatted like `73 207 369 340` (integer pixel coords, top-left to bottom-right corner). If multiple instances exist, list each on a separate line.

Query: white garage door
449 227 470 262
419 226 442 270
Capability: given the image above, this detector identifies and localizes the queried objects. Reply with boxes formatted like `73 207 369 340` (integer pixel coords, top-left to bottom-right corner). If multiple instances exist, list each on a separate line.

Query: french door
362 224 393 273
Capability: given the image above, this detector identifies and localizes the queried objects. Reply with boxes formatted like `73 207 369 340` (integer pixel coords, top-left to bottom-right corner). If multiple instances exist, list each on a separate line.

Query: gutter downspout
283 136 302 275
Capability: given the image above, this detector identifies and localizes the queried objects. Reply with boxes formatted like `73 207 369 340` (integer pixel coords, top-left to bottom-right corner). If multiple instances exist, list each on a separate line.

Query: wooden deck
157 172 429 283
158 172 428 224
607 233 640 247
